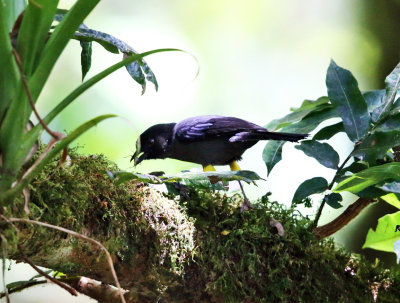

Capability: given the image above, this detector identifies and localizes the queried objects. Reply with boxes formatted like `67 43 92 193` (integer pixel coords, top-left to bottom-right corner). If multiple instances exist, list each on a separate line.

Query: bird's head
131 123 176 166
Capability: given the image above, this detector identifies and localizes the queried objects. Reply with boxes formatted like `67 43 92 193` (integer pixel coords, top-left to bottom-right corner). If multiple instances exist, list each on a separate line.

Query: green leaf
380 193 400 209
374 62 400 124
80 41 92 81
27 48 182 147
292 177 328 205
0 114 117 203
0 0 19 120
3 0 26 31
262 141 284 175
353 131 400 164
326 60 370 142
313 122 344 140
363 211 400 253
363 90 385 122
30 0 101 100
16 0 59 76
267 97 330 131
324 193 343 209
334 162 400 193
295 140 339 169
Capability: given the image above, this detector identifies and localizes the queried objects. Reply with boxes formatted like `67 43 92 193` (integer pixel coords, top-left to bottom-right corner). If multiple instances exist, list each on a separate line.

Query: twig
313 198 375 238
0 234 10 303
17 244 78 296
11 48 60 140
313 146 358 227
3 217 126 303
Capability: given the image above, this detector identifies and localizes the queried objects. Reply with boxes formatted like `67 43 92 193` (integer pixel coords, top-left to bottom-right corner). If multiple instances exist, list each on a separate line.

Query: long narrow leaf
326 60 370 142
0 114 116 204
4 0 26 31
26 48 182 148
29 0 101 100
0 1 19 120
16 0 58 76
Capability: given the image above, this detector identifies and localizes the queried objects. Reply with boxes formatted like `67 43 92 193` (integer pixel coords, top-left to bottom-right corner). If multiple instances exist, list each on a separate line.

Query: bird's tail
229 131 308 143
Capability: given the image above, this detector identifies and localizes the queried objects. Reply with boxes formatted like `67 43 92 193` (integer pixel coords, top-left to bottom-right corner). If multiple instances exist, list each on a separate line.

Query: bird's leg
203 165 216 172
229 161 252 211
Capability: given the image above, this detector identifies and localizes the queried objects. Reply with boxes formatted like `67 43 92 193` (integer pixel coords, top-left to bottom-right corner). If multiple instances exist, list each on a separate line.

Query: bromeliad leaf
374 62 400 124
363 211 400 254
295 140 339 169
262 141 284 176
334 162 400 193
313 122 344 140
326 60 370 142
292 177 328 205
353 131 400 163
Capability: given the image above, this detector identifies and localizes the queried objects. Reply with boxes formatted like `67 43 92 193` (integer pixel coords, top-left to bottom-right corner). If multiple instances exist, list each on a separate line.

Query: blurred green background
2 0 400 302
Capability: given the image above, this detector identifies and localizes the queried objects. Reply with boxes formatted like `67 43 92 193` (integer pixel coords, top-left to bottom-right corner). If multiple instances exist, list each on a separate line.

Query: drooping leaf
262 141 284 175
80 41 92 81
295 140 339 169
334 162 400 193
380 193 400 209
313 122 344 140
267 97 329 131
326 60 370 142
324 193 343 209
363 211 400 254
363 90 385 122
292 177 328 205
353 131 400 164
374 62 400 124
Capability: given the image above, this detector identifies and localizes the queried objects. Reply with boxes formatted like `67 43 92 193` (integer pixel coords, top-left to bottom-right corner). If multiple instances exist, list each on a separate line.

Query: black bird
131 115 308 171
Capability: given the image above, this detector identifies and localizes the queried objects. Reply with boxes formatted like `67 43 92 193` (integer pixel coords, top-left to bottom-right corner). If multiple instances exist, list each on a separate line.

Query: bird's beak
131 138 143 166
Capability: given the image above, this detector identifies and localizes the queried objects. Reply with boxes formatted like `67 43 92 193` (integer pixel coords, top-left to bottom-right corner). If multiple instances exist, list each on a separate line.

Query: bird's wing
174 115 265 143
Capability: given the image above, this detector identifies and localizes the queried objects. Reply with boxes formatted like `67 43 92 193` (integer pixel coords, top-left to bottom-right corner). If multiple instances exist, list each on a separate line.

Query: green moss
179 190 400 302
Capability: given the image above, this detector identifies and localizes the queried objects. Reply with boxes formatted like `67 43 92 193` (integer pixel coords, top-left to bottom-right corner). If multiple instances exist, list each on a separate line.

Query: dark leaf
374 62 400 124
80 41 92 81
142 62 159 91
324 193 343 209
326 60 370 142
313 122 344 140
262 141 284 176
375 113 400 132
292 177 328 205
353 131 400 164
124 55 146 94
295 140 339 169
363 90 385 122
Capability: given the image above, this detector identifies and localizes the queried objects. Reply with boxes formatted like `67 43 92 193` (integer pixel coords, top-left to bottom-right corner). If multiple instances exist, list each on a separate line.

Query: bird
131 115 308 208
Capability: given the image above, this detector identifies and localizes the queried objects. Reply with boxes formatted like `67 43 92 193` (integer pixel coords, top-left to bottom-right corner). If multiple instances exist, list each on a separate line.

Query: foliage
264 59 400 259
0 0 180 204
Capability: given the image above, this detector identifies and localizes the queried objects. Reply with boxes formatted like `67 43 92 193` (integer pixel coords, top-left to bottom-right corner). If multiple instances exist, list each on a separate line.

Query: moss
179 190 400 303
3 148 400 302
